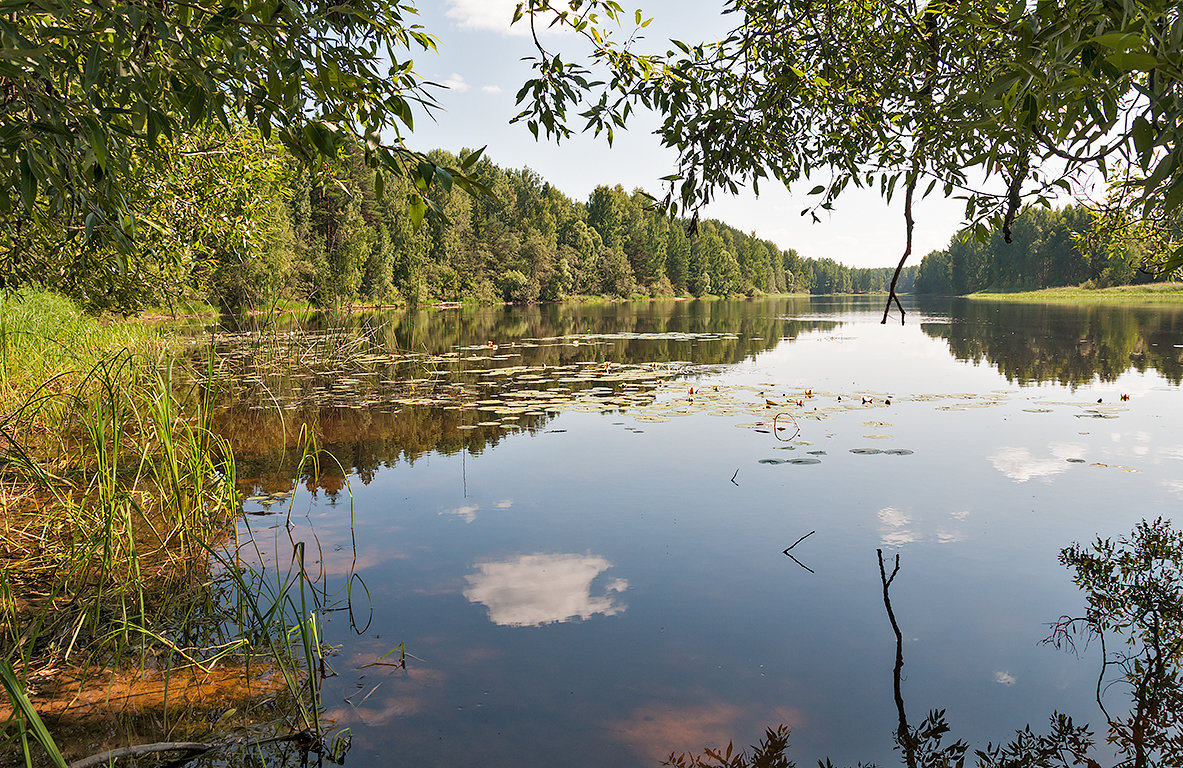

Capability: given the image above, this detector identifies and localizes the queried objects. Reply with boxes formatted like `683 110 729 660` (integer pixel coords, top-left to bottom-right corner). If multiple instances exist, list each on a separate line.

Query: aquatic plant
0 334 361 765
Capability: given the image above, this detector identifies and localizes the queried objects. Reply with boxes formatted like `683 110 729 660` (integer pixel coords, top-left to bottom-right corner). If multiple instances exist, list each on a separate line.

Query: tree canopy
513 0 1183 318
0 0 488 290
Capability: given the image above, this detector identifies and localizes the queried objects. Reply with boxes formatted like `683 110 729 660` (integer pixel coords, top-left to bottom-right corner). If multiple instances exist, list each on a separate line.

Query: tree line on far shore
914 204 1174 295
8 124 916 315
15 122 1173 315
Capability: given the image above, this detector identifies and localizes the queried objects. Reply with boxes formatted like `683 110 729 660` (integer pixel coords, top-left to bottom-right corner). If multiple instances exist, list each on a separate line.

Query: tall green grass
0 298 359 765
0 290 165 413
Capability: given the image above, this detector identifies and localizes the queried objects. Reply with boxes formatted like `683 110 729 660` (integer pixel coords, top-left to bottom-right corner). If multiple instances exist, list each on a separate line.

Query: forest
9 124 915 315
913 204 1173 295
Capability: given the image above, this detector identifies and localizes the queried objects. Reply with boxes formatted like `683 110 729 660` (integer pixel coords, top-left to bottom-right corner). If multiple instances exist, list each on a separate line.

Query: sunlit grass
0 291 166 413
966 282 1183 303
0 301 354 765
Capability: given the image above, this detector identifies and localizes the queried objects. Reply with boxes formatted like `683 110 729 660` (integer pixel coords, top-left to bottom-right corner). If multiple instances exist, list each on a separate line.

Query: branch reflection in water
666 518 1183 768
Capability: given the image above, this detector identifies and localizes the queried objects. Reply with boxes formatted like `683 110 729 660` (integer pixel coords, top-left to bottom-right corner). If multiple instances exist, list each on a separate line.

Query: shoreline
961 283 1183 303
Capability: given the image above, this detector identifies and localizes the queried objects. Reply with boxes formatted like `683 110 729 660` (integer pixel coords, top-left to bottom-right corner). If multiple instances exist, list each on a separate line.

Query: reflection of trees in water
207 298 845 484
919 298 1183 386
671 519 1183 768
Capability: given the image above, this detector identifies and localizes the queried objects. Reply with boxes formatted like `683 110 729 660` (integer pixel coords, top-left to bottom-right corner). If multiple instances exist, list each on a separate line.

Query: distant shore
963 283 1183 303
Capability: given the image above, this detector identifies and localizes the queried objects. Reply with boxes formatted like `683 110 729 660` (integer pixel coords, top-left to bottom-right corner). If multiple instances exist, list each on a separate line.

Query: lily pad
850 448 882 455
883 449 914 456
788 458 822 465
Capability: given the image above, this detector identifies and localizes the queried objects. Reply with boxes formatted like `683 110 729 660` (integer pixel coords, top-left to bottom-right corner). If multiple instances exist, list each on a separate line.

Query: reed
0 304 358 766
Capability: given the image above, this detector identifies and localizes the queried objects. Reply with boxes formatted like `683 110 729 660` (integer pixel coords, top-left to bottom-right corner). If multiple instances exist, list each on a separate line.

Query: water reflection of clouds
878 507 918 548
440 499 514 523
610 702 804 763
878 507 967 548
464 553 628 627
989 443 1084 482
441 504 479 523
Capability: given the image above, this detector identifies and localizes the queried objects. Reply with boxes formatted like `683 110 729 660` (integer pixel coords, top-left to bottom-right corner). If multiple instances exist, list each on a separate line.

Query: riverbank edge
961 283 1183 303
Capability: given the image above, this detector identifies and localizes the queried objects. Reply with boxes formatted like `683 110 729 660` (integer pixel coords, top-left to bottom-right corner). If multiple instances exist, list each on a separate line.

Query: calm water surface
208 297 1183 766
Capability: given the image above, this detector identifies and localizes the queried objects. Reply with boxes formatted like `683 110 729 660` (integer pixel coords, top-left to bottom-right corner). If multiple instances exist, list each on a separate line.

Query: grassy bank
964 283 1183 303
0 291 167 413
0 292 346 766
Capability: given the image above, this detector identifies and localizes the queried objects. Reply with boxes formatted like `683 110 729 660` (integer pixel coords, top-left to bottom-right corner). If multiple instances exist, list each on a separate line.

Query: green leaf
19 151 35 210
461 145 486 170
1106 52 1159 71
303 121 338 157
1163 179 1183 213
1132 115 1154 158
408 193 426 229
1091 32 1142 51
0 662 69 768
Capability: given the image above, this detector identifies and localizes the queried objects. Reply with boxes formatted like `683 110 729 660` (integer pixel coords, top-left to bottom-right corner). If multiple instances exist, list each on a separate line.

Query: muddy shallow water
206 296 1183 767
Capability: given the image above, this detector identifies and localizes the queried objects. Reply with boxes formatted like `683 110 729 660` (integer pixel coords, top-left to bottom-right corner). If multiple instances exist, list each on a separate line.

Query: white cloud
441 73 470 92
879 507 968 548
445 0 520 33
936 529 966 544
444 0 566 36
464 553 628 627
482 85 504 95
441 504 479 523
495 499 513 509
879 507 918 548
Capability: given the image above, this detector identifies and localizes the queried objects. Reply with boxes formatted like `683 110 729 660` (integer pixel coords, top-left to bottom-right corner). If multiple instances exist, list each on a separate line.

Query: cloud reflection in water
989 443 1084 482
464 553 628 627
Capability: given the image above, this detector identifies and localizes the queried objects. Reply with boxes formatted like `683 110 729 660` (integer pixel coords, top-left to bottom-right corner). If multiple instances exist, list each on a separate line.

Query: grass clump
0 295 345 764
0 291 166 413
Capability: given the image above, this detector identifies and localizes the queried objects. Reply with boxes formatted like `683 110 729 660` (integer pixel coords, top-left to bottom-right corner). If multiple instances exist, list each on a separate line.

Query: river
204 295 1183 766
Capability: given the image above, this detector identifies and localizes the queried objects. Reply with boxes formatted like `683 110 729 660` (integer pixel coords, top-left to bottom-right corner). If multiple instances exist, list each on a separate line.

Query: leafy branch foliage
513 0 1183 273
0 0 488 289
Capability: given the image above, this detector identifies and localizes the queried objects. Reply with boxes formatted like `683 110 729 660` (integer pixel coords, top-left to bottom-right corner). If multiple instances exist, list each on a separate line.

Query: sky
401 0 972 269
